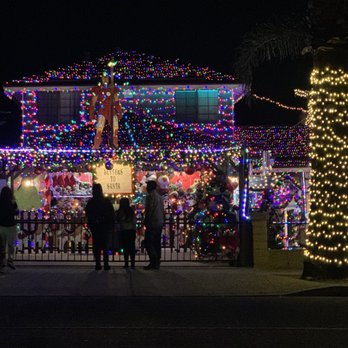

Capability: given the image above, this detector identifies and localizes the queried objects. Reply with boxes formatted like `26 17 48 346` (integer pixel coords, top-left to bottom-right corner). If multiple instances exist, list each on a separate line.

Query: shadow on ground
288 286 348 296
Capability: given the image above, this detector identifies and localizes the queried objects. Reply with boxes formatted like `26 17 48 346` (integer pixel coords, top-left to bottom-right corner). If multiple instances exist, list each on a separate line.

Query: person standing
0 186 18 271
89 75 122 149
143 180 164 270
116 198 137 270
85 183 115 271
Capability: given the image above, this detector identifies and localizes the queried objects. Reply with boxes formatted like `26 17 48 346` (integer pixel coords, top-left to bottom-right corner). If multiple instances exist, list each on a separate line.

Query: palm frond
234 16 311 92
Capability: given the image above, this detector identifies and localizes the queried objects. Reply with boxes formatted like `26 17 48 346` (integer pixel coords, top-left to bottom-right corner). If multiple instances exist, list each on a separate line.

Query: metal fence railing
14 210 240 263
14 210 196 262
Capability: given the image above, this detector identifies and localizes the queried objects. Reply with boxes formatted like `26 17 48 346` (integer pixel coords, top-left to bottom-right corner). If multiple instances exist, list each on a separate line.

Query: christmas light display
7 51 234 85
189 168 239 260
235 126 310 167
260 173 307 250
0 146 240 174
305 67 348 267
0 50 313 261
3 50 309 170
5 86 236 149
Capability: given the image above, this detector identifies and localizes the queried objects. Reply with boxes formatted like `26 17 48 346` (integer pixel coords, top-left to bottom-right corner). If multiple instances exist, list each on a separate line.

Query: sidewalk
2 262 348 297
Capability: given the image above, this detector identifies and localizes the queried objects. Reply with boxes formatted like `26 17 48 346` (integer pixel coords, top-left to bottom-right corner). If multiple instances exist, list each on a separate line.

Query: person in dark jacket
116 197 137 269
143 180 164 270
85 183 115 271
0 186 18 271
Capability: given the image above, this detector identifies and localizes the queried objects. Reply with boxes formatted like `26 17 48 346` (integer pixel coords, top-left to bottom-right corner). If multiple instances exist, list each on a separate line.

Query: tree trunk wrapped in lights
303 44 348 278
233 0 348 278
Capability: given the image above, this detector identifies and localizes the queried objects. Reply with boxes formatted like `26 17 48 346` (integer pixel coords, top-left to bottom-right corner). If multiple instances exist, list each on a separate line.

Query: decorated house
1 50 310 262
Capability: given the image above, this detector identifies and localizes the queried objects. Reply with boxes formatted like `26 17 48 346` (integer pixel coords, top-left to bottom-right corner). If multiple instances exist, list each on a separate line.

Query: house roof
6 50 237 87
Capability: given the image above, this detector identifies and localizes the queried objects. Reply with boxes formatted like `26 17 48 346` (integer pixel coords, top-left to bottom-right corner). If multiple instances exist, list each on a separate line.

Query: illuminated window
175 89 219 122
197 90 219 122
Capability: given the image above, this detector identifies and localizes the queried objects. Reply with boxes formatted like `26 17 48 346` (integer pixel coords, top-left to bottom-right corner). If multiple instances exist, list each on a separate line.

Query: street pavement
1 261 348 297
3 262 348 347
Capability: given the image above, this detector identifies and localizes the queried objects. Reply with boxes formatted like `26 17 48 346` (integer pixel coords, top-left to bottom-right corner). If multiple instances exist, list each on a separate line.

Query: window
175 89 219 122
175 90 197 122
197 90 218 122
37 91 81 125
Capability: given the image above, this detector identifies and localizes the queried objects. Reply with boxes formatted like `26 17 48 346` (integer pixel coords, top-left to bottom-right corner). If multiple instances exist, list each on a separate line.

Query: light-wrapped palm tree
235 0 348 279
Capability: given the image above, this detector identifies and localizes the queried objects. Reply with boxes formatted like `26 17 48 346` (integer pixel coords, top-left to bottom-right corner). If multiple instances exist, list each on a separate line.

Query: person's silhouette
0 85 22 147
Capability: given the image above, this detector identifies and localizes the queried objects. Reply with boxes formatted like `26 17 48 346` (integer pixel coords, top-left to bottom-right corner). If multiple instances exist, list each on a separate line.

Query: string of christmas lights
4 50 309 169
252 94 307 113
0 50 314 261
4 89 309 169
294 89 310 98
305 67 348 267
235 126 310 167
7 50 234 85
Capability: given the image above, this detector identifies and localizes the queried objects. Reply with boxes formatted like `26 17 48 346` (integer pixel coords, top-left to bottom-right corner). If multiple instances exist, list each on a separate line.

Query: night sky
1 0 311 126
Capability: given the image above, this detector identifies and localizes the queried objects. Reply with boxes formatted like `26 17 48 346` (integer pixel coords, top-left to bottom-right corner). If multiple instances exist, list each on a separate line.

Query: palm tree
234 0 348 279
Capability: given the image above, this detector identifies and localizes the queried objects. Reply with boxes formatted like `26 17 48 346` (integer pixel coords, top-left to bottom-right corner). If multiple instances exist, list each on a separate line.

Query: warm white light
24 179 34 187
305 67 348 266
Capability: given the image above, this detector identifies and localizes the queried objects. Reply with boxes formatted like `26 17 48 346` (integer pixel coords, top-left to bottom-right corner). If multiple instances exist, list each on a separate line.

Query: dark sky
0 0 311 125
